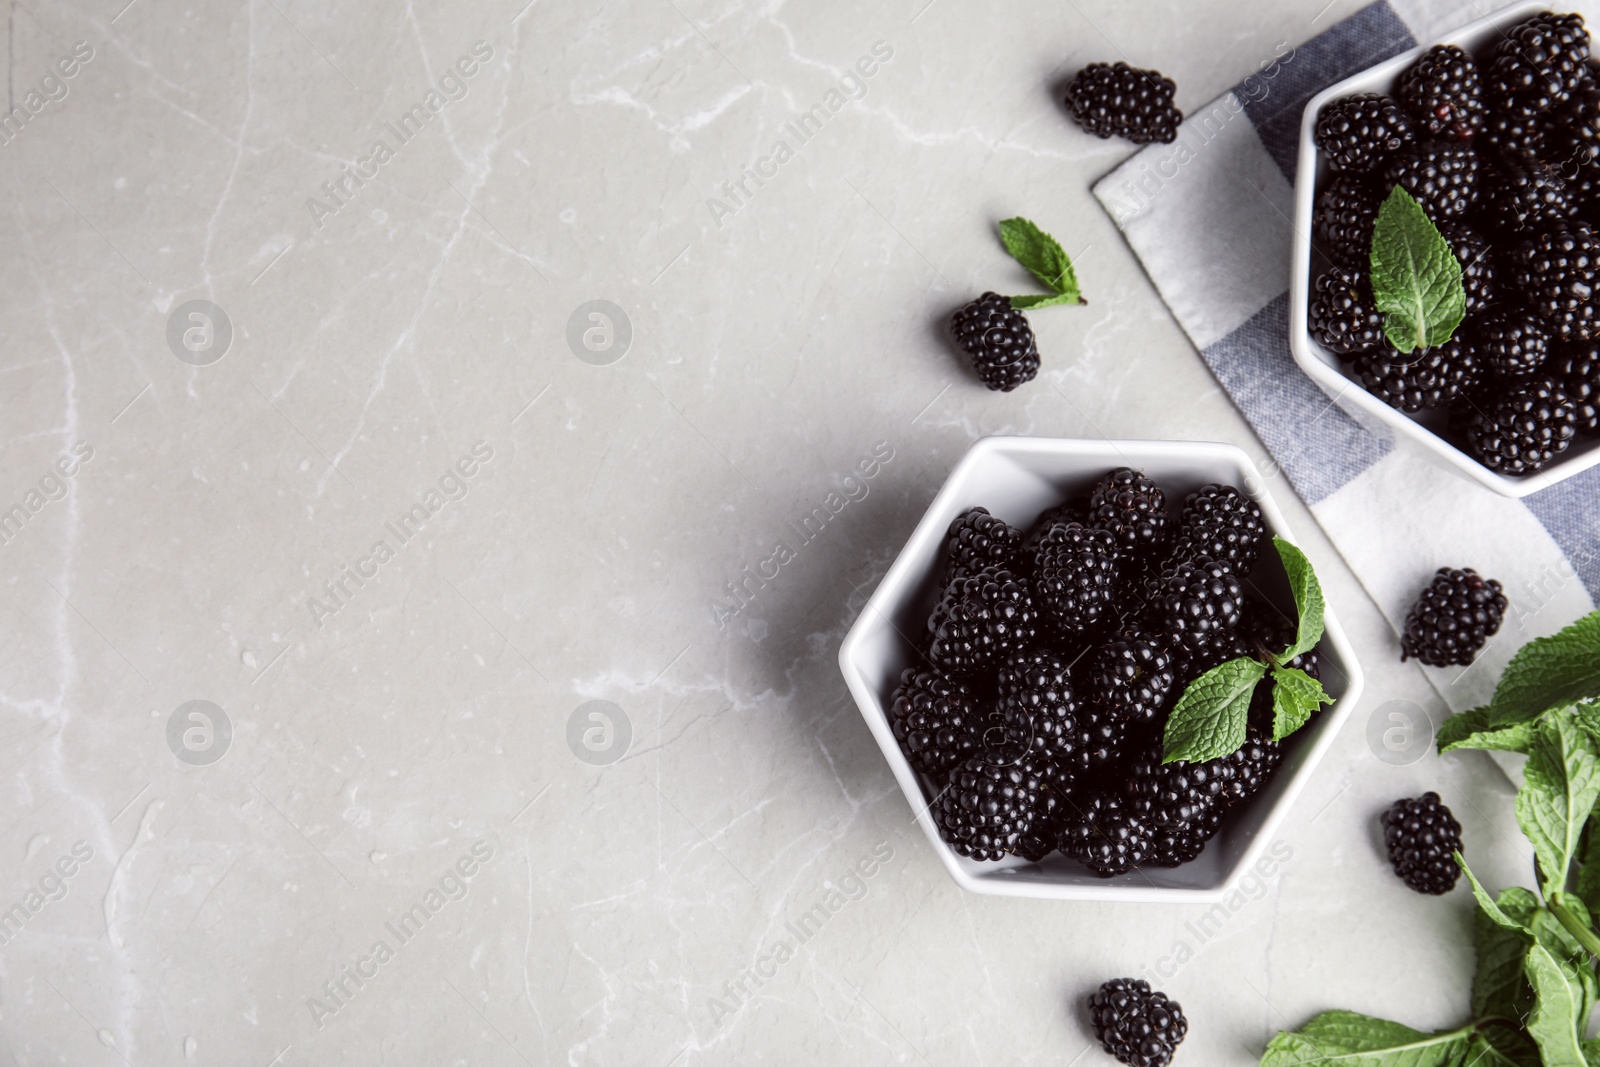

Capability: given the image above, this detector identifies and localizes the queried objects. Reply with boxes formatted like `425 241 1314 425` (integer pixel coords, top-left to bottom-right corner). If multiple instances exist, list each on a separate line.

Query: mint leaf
1460 858 1536 937
1524 944 1589 1067
1576 824 1600 917
1471 1030 1543 1067
1274 537 1325 660
1270 666 1332 741
1470 883 1537 1020
1163 657 1267 763
1517 716 1600 897
998 217 1082 303
1008 292 1083 310
1260 1010 1472 1067
1584 1039 1600 1067
1437 706 1541 755
1368 185 1466 354
1489 613 1600 729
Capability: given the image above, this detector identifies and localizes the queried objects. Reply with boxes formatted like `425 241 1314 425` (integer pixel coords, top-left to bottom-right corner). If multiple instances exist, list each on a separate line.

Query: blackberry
1463 374 1579 474
1396 44 1487 141
1088 631 1177 728
1400 567 1508 667
1313 175 1381 264
1308 265 1386 356
997 647 1091 775
950 293 1040 392
1033 522 1121 637
1125 743 1227 834
927 566 1039 672
1486 11 1590 117
1553 82 1600 171
1512 226 1600 342
1059 794 1150 877
1479 158 1575 237
1354 335 1478 412
1475 308 1550 377
1383 142 1480 221
1063 62 1182 145
1554 344 1600 431
1438 222 1498 313
1479 109 1546 161
1170 483 1266 575
888 667 982 778
1381 792 1463 895
1014 753 1077 861
1088 467 1168 556
1219 729 1284 805
1088 979 1189 1067
943 506 1023 582
935 756 1041 861
1022 498 1090 565
1154 559 1244 652
1314 93 1414 173
1177 626 1254 686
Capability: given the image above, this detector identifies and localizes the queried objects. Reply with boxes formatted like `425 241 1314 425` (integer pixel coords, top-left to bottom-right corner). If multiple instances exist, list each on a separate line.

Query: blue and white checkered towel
1093 0 1599 716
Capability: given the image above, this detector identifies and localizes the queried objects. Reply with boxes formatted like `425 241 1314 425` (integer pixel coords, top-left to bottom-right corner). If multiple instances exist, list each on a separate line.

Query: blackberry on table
1088 630 1177 729
1400 567 1508 667
1474 308 1551 377
1354 336 1478 413
1480 158 1575 237
888 667 982 778
1059 794 1151 877
1314 175 1381 264
927 566 1039 672
1512 226 1600 342
1554 344 1600 431
1487 11 1591 116
1063 62 1183 145
1155 559 1244 652
935 756 1042 861
1462 374 1579 475
1397 44 1487 141
1088 979 1189 1067
943 506 1023 582
950 292 1040 392
1382 792 1464 895
1088 467 1169 555
1438 222 1498 313
1314 93 1414 173
1383 141 1480 221
1308 266 1387 356
1033 522 1121 638
1170 483 1267 575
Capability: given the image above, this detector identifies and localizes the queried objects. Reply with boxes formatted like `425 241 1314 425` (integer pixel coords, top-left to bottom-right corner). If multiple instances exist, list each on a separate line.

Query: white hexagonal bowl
1289 0 1600 498
837 437 1364 902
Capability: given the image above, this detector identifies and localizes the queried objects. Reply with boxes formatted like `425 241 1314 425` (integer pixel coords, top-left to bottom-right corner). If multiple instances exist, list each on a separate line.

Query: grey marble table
0 0 1551 1063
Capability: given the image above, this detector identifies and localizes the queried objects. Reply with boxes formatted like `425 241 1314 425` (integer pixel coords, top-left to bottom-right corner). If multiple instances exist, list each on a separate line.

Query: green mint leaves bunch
997 217 1085 309
1263 610 1600 1067
1368 185 1467 355
1161 538 1334 764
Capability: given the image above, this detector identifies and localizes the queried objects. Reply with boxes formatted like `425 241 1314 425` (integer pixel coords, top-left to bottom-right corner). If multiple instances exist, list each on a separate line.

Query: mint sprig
997 217 1084 309
1161 537 1333 763
1368 185 1466 354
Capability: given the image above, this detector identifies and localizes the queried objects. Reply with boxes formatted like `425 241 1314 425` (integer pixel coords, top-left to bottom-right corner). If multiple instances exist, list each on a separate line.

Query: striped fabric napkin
1092 0 1599 719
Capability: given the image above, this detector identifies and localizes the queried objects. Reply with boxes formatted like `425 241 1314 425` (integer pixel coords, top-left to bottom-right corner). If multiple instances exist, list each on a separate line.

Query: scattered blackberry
950 293 1040 392
1219 728 1284 805
1088 468 1168 556
1479 108 1546 161
997 647 1091 775
1354 335 1478 412
1022 498 1090 565
1480 158 1575 237
1474 309 1550 377
1063 62 1183 145
943 506 1023 582
1170 484 1267 575
1155 559 1244 652
1088 979 1189 1067
1383 141 1480 221
1308 265 1386 356
1382 792 1463 895
1088 631 1177 728
927 566 1039 672
1397 44 1487 141
935 756 1042 861
1513 227 1600 342
888 668 982 778
1033 523 1121 637
1400 567 1508 667
1059 794 1151 877
1486 11 1591 116
1314 93 1414 173
1463 374 1579 475
1313 175 1381 264
1554 344 1600 432
1438 222 1498 313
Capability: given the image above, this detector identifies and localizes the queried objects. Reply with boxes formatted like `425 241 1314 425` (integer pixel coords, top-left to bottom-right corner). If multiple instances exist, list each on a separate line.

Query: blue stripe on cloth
1523 466 1600 603
1201 293 1392 504
1236 1 1415 183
